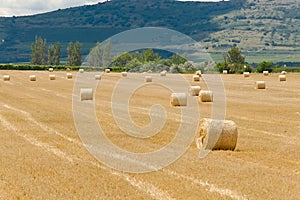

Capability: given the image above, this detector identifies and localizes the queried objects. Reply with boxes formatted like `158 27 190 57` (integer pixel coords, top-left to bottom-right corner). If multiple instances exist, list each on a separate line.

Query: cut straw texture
196 118 238 151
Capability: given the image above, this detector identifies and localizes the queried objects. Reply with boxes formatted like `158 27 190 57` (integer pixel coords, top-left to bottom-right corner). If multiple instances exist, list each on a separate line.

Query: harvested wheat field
0 70 299 200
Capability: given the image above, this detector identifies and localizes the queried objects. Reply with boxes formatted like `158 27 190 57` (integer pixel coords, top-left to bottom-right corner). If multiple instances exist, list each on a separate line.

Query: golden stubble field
0 70 299 200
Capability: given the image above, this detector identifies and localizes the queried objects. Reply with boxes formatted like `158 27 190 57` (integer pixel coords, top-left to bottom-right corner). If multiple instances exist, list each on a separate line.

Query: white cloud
0 0 105 17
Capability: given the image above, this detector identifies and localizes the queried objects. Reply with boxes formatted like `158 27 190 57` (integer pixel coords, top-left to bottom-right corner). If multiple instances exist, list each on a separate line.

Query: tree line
31 35 82 66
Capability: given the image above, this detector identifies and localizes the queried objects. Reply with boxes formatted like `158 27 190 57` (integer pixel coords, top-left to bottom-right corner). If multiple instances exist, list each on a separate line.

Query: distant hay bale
66 73 72 79
3 75 10 81
279 75 286 81
160 71 167 77
147 70 152 73
170 93 187 106
281 71 287 75
49 74 56 80
195 70 202 76
145 76 152 82
193 75 200 82
95 74 101 80
223 70 228 74
196 118 238 151
199 90 213 102
121 72 128 77
188 86 201 96
105 69 111 73
79 68 84 73
49 68 54 72
263 71 269 76
255 81 266 89
66 68 71 72
80 88 93 101
29 75 36 81
243 72 250 77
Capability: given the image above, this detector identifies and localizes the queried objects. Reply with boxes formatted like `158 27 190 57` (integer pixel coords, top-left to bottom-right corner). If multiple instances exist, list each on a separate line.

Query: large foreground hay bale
223 70 228 74
3 75 10 81
95 75 101 80
145 76 152 82
105 69 111 73
279 75 286 81
193 75 200 82
67 73 72 79
199 90 213 102
243 72 250 77
49 74 56 80
196 118 238 151
255 81 266 89
80 88 93 101
121 72 128 77
29 75 36 81
188 86 201 96
263 71 269 76
170 93 187 106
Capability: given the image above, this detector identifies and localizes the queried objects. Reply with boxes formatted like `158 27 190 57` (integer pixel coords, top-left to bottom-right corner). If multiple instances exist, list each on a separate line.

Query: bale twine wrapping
188 86 201 96
79 69 84 73
199 90 213 102
67 73 73 79
3 75 10 81
49 68 54 72
223 70 228 74
263 71 269 76
49 74 56 80
160 71 167 77
255 81 266 89
281 71 287 75
193 75 200 82
105 69 111 73
29 75 36 81
170 93 187 106
95 75 101 80
80 88 93 101
145 76 152 82
196 118 238 151
279 75 286 81
121 72 128 77
243 72 250 77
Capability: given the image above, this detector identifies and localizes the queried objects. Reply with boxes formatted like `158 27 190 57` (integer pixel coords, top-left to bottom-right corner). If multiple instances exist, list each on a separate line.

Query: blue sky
0 0 224 17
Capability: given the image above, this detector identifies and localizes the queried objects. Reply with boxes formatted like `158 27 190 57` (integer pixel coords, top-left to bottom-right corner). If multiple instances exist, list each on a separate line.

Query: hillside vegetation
0 0 299 64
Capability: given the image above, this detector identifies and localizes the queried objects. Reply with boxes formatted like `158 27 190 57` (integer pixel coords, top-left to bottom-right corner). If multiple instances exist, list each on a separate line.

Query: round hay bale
223 70 228 74
121 72 128 77
243 72 250 77
147 70 152 73
279 74 286 81
29 75 36 81
195 70 202 76
79 68 84 73
49 74 56 80
263 71 269 76
49 68 54 72
145 76 152 82
199 90 213 102
80 88 93 101
160 71 167 77
105 69 111 73
196 118 238 151
193 75 200 82
66 68 71 72
66 73 73 79
170 93 187 106
95 74 101 80
255 81 266 89
3 75 10 81
281 71 287 75
188 86 201 96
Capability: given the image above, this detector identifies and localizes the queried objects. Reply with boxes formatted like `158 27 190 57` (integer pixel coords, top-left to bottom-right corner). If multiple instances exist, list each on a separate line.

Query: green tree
102 39 112 67
48 42 61 65
31 35 47 65
226 47 245 64
67 42 74 66
67 41 82 66
88 42 102 66
112 52 132 66
256 61 273 73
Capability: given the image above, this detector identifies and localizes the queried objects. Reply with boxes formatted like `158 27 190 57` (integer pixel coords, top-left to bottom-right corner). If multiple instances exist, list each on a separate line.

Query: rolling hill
0 0 299 64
